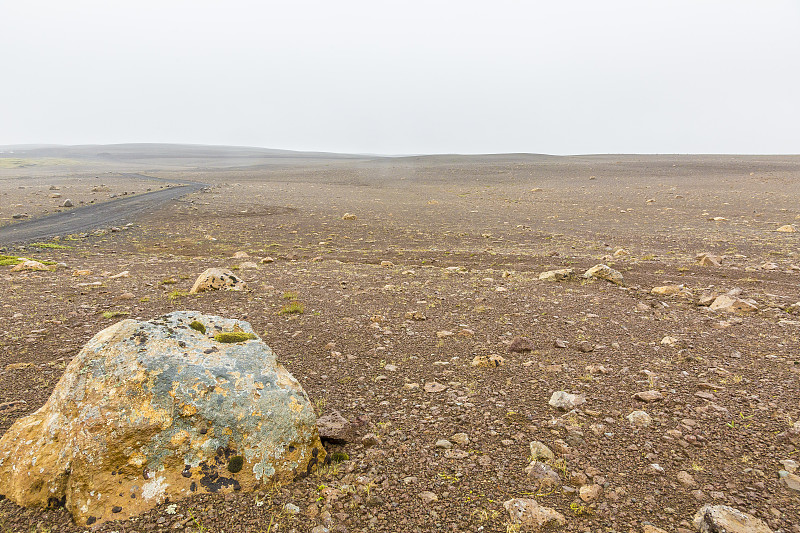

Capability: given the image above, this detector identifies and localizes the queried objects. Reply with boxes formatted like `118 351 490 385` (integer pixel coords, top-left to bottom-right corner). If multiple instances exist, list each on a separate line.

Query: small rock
190 268 246 293
778 470 800 492
508 336 534 353
342 213 358 220
677 470 697 488
627 410 652 427
709 294 758 313
692 505 773 533
661 336 678 345
576 341 594 353
548 391 585 411
0 400 27 413
316 411 355 443
697 253 721 267
232 251 249 259
504 498 566 530
118 292 135 300
10 260 50 272
633 390 663 402
418 491 438 504
424 382 447 393
525 462 561 489
239 261 259 270
579 484 603 502
435 439 452 449
529 441 555 462
554 339 568 349
283 503 300 515
538 269 574 282
651 285 683 296
471 354 505 368
260 256 275 264
451 433 469 446
361 433 381 447
583 264 624 285
776 224 797 233
404 310 426 321
643 526 669 533
12 213 28 219
649 463 665 475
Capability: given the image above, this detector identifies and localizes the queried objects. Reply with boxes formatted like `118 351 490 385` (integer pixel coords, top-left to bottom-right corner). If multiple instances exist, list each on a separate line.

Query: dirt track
0 175 205 246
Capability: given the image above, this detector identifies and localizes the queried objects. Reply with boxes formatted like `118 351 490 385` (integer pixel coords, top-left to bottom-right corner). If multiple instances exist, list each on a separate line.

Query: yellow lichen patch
169 430 191 447
128 452 147 467
180 403 197 417
290 396 303 413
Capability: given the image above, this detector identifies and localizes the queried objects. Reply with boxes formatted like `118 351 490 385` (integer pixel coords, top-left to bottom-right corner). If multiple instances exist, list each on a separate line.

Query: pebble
627 410 652 427
418 491 438 504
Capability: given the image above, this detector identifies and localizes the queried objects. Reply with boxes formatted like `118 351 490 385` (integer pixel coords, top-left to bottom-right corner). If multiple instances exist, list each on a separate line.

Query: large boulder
189 268 246 293
0 312 324 526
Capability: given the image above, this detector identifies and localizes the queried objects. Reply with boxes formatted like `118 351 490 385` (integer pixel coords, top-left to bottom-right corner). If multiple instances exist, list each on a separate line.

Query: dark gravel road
0 176 205 246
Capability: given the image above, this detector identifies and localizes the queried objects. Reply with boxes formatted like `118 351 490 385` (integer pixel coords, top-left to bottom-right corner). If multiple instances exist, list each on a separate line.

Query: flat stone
583 264 624 285
538 268 574 282
633 390 664 402
504 498 566 529
627 410 652 427
549 391 585 411
692 505 773 533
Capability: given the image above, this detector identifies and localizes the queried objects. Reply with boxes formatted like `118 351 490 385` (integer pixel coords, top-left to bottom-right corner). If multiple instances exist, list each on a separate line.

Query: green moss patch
279 301 304 315
227 455 244 473
213 332 257 343
189 320 206 334
0 255 24 266
29 242 71 249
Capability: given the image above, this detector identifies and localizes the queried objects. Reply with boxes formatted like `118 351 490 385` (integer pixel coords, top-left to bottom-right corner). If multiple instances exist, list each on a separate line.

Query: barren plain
1 148 799 532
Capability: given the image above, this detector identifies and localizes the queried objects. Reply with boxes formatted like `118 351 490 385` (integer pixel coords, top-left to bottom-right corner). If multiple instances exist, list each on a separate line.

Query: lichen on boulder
0 311 324 526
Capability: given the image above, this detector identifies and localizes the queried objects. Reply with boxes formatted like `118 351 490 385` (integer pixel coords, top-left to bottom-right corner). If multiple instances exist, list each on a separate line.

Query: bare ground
1 153 799 533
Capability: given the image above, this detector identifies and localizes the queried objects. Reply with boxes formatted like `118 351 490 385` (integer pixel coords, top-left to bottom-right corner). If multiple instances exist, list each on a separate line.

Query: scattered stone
585 364 608 374
435 439 452 449
661 336 678 346
471 354 505 368
614 248 629 256
404 310 426 321
651 285 683 296
677 470 697 488
554 339 568 349
284 502 300 515
633 390 663 402
627 410 652 427
424 382 447 393
380 261 394 268
190 268 246 293
538 268 574 282
12 213 28 219
451 433 469 446
525 462 561 489
0 312 324 526
0 400 26 413
436 330 454 338
579 484 603 502
692 505 773 533
696 253 722 267
239 261 259 270
72 269 92 276
649 463 665 475
778 470 800 492
776 224 797 233
108 270 130 279
709 294 758 313
316 411 355 443
583 264 624 285
643 526 669 533
548 391 586 411
508 336 534 353
576 341 594 353
529 441 555 462
232 251 250 259
504 498 566 530
342 213 357 220
10 260 50 272
5 362 34 371
118 292 135 300
260 256 275 264
418 491 438 504
361 433 381 447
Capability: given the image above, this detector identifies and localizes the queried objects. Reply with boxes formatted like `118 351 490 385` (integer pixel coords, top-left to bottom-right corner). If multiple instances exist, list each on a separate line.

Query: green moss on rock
189 321 206 334
227 455 244 473
213 332 257 343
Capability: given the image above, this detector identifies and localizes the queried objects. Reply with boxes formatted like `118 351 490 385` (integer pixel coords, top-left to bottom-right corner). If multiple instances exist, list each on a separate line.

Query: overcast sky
1 1 798 154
